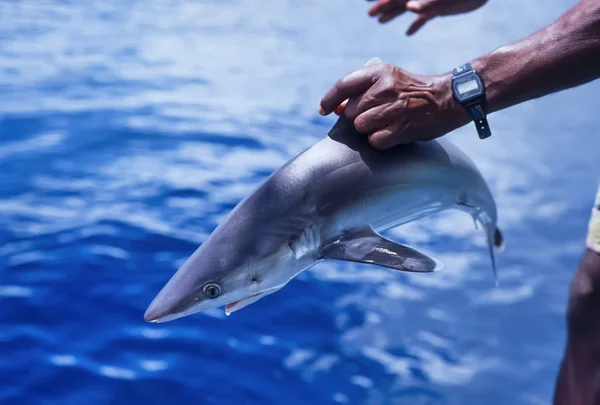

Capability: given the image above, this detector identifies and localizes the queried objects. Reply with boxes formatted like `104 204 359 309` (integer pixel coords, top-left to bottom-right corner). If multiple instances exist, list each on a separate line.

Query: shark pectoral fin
317 228 442 273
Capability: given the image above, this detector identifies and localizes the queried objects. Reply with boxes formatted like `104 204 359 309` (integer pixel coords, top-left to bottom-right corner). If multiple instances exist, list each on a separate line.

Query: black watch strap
452 63 492 140
466 102 492 140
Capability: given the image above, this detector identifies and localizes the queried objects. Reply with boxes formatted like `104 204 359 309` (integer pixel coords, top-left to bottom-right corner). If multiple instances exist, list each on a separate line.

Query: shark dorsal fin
318 227 442 273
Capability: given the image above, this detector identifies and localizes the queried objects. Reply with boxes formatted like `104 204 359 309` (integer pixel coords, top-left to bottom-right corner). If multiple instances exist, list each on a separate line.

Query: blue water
1 1 599 404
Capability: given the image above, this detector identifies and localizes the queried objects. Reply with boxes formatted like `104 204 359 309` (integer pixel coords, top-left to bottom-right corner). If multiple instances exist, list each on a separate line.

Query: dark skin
319 0 600 150
367 0 488 35
318 1 600 403
554 250 600 405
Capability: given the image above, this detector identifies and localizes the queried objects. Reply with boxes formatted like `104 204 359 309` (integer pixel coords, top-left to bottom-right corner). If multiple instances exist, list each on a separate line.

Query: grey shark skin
144 116 503 323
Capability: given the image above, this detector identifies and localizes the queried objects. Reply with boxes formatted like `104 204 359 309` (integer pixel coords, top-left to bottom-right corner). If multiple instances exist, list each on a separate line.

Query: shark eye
202 283 221 299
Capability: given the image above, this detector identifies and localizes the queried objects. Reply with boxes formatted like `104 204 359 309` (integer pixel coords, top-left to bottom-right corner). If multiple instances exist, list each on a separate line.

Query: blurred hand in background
367 0 488 35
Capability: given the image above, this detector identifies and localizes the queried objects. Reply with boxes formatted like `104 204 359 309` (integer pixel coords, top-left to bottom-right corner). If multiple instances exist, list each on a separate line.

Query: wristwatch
451 63 492 139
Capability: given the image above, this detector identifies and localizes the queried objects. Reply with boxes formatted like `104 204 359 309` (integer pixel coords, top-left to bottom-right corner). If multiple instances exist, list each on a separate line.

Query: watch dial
457 79 479 95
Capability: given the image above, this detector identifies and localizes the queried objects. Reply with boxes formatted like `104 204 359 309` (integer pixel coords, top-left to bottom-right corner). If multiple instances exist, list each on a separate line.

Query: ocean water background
1 0 599 404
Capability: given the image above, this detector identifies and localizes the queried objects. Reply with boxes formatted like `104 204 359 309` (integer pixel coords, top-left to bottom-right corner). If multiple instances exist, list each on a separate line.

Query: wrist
432 72 471 133
470 55 502 113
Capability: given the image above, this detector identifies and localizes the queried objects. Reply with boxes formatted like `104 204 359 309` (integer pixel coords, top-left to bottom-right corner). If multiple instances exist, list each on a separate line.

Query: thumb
364 56 383 66
406 0 438 13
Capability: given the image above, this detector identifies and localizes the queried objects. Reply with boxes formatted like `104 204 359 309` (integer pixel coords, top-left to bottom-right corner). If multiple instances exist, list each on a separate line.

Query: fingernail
334 104 345 116
406 1 421 10
319 106 326 115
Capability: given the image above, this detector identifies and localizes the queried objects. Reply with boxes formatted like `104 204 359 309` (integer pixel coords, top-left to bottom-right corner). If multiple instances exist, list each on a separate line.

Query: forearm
438 0 600 127
319 0 600 147
474 0 600 113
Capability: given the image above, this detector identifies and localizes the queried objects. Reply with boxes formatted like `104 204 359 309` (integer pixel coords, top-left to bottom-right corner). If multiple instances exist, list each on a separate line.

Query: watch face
457 78 479 95
453 73 484 102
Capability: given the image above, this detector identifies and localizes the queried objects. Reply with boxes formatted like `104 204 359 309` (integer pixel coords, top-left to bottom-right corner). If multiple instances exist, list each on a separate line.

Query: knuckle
360 92 379 109
375 110 388 122
388 101 405 117
379 83 397 97
377 73 399 93
382 63 398 77
370 63 394 84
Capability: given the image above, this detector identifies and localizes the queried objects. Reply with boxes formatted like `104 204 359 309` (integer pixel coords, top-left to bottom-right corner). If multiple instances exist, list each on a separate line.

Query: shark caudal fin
486 227 504 287
494 228 504 252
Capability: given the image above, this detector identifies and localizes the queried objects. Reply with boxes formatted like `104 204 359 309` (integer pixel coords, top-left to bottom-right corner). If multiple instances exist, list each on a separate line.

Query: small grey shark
143 113 503 323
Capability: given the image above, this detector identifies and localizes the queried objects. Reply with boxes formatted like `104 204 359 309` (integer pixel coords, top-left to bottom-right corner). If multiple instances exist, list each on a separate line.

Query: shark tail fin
487 227 504 287
494 227 504 252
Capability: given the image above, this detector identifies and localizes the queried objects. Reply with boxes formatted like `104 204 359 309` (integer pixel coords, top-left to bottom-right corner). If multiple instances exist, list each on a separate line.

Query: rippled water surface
1 1 599 404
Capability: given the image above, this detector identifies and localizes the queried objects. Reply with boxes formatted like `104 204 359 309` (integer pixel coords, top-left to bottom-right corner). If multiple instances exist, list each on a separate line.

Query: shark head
143 238 296 322
143 205 303 323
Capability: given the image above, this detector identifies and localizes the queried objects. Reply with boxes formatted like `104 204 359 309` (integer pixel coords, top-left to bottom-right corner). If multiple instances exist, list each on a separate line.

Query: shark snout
143 298 168 323
143 293 179 323
144 280 197 323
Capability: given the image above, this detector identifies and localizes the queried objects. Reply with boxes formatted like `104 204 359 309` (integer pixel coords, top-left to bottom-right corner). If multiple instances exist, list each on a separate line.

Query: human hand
319 58 469 149
367 0 488 35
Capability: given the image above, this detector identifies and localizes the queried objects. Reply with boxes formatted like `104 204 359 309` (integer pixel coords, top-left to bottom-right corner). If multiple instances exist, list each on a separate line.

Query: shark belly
318 181 459 243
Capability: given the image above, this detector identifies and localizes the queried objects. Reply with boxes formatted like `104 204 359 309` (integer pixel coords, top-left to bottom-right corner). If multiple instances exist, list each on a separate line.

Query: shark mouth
225 292 262 316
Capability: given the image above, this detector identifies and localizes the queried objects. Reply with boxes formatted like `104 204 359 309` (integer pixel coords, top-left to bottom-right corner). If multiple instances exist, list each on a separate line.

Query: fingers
368 0 394 16
368 122 418 150
353 104 394 134
367 118 433 149
368 0 406 22
379 8 405 23
333 57 383 116
343 82 394 120
405 0 436 13
368 0 433 33
343 90 366 118
405 0 435 36
367 126 398 150
334 101 348 116
406 0 488 18
406 13 432 35
319 64 385 115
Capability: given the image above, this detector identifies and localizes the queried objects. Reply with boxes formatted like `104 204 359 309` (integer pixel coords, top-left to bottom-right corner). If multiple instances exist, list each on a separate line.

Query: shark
143 96 503 323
